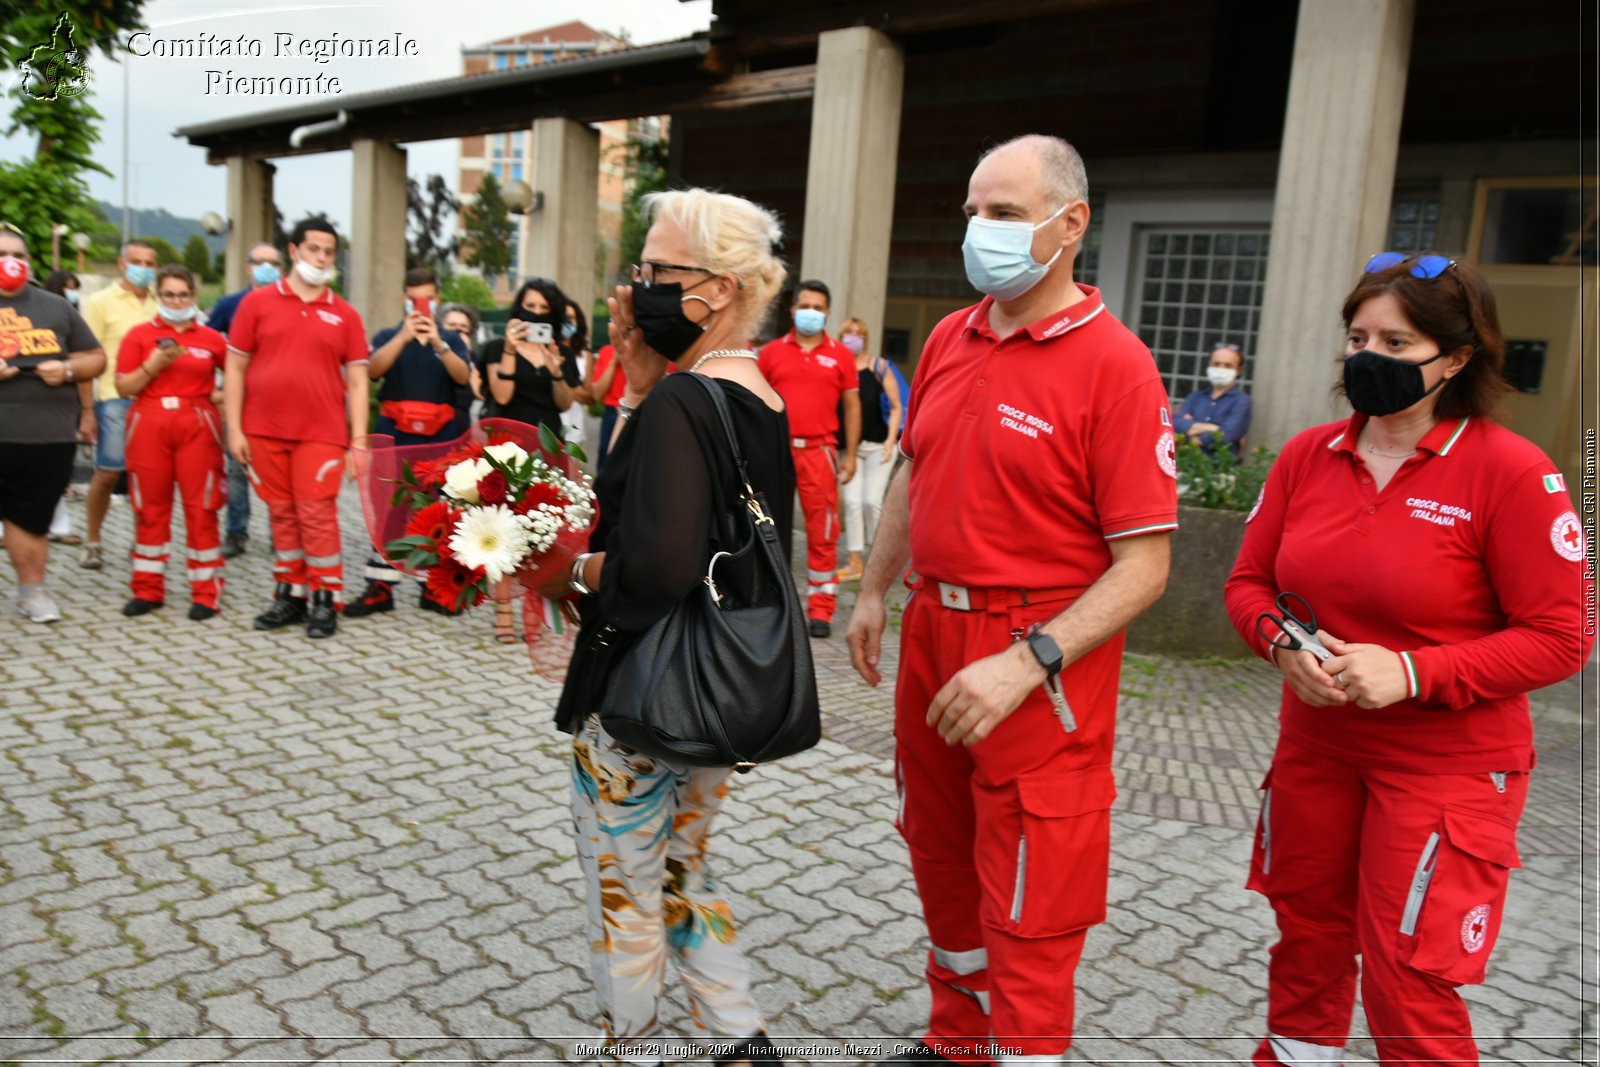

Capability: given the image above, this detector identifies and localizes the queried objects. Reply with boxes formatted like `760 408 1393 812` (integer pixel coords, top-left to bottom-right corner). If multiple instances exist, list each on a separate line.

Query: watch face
1028 631 1064 674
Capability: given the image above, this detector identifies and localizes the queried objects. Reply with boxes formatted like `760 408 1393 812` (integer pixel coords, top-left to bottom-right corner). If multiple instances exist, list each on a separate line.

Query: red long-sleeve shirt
1224 413 1592 773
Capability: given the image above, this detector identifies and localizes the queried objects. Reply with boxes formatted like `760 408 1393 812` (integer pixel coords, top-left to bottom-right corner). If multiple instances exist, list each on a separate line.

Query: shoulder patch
1550 510 1585 562
1156 429 1178 479
1247 486 1265 523
1543 473 1566 494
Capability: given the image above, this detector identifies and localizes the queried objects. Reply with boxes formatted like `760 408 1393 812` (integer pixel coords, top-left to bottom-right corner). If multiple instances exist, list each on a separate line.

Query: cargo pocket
1245 768 1273 895
1000 766 1117 937
1399 805 1521 985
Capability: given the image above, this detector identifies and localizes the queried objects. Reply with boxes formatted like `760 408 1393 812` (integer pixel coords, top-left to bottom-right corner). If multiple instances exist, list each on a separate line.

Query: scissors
1256 591 1335 662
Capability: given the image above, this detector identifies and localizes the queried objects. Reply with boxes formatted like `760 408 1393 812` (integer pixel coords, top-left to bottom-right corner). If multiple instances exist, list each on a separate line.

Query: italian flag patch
1543 473 1566 494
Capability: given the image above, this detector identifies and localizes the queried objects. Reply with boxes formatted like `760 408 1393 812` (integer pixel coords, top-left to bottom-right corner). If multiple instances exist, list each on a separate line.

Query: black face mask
510 302 563 336
1342 349 1449 417
631 280 712 361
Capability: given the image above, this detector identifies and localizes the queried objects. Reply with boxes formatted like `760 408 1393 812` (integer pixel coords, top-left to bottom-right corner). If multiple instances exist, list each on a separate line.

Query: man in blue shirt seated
1175 341 1252 457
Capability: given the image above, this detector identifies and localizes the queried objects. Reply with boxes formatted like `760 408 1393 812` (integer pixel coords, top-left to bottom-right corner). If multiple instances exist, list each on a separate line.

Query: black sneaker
418 588 462 616
221 533 248 559
121 598 164 617
188 603 218 621
877 1043 961 1066
808 618 832 638
253 583 308 630
306 589 337 638
341 581 394 618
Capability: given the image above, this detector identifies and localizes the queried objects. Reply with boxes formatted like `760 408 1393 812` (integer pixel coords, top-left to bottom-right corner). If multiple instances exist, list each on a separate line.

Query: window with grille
1131 227 1269 401
1387 194 1440 254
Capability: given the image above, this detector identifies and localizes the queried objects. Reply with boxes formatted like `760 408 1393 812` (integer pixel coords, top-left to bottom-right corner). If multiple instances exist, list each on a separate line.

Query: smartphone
157 338 179 352
411 296 432 319
525 321 553 344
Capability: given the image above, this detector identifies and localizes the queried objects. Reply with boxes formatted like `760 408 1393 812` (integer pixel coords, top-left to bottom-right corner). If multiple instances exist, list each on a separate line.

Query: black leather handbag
597 373 822 769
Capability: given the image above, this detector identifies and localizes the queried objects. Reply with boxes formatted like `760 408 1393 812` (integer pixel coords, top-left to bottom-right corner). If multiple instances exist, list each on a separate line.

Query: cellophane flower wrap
355 419 597 678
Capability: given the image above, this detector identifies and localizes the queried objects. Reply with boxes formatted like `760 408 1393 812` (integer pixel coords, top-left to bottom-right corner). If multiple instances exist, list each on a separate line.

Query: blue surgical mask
961 202 1069 301
794 308 826 336
158 303 198 324
251 262 281 286
124 264 156 289
562 321 578 340
64 289 79 307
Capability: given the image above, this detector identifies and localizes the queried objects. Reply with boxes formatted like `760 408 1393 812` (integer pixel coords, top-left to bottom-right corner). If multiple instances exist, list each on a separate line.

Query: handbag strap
685 372 773 526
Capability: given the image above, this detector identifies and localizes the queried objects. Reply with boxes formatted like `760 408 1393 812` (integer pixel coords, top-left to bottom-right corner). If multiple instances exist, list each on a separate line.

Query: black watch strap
1026 626 1064 677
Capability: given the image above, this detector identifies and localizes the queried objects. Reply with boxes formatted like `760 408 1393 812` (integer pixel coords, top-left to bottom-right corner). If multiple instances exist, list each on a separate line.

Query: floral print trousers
571 714 765 1061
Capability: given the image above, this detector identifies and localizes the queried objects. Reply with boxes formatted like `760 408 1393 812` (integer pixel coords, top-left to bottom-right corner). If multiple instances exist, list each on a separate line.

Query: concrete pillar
223 156 275 292
527 118 601 325
1254 0 1415 450
799 27 904 348
349 139 409 332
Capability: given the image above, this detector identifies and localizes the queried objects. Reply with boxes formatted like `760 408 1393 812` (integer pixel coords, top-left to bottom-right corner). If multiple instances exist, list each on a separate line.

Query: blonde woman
548 188 794 1065
835 317 901 582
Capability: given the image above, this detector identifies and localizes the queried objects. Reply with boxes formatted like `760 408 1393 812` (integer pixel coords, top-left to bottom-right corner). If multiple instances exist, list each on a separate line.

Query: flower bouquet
356 419 597 676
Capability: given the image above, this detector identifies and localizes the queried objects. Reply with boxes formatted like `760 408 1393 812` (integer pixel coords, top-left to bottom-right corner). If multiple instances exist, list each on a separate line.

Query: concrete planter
1126 505 1251 658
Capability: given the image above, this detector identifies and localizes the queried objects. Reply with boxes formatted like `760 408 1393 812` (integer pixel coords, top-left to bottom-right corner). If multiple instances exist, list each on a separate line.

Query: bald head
978 134 1089 209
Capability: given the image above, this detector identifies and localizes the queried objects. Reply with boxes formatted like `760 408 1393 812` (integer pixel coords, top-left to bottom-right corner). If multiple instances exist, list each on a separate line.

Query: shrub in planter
1126 435 1277 658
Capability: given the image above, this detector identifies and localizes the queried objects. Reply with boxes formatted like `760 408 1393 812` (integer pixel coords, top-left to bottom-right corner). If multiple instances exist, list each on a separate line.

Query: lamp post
50 223 69 270
69 232 91 274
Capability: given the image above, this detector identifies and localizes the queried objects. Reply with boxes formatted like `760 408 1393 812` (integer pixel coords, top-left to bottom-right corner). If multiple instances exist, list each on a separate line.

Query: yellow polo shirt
82 282 158 401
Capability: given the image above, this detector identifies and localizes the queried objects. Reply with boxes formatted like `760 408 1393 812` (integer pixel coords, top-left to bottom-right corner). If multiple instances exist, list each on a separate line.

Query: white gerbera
447 504 531 582
442 457 492 503
483 442 529 467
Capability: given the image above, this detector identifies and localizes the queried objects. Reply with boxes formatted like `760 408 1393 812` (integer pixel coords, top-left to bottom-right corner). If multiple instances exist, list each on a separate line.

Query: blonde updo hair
639 188 787 337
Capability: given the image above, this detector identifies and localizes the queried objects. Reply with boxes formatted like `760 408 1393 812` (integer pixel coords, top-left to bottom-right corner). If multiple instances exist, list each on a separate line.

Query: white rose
442 457 492 504
484 442 529 467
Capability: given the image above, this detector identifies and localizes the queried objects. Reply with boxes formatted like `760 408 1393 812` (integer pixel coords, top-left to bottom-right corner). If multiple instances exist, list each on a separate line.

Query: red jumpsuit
118 319 229 609
757 330 857 623
228 281 369 604
896 290 1178 1061
1224 414 1592 1066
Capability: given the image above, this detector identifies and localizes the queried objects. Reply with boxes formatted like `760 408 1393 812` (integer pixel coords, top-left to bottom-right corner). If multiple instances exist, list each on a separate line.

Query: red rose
477 468 510 505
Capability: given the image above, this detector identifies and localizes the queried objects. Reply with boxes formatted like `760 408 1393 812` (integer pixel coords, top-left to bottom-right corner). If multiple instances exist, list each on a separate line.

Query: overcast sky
4 0 713 232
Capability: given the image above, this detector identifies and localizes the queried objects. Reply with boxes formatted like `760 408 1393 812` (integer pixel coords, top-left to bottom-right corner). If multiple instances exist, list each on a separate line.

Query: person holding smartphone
344 268 473 619
114 264 230 620
480 278 580 439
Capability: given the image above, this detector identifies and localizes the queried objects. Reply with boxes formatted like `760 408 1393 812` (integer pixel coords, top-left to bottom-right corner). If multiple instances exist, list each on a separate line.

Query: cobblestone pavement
1 486 1593 1065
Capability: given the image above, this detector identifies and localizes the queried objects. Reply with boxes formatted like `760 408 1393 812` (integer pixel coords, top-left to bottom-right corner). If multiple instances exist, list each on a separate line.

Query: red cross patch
1550 510 1585 562
1461 903 1491 953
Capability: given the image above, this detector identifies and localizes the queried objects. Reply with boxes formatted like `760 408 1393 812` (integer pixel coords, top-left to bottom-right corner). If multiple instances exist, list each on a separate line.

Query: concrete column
527 118 601 325
799 27 904 348
1254 0 1415 450
223 156 275 292
349 139 409 333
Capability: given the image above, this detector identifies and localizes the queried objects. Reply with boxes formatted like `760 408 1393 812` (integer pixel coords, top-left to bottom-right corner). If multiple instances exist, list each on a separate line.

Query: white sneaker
18 587 62 623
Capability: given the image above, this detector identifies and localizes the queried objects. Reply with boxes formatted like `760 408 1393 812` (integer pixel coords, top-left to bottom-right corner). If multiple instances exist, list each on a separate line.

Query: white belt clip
935 581 971 611
160 396 181 410
792 436 809 449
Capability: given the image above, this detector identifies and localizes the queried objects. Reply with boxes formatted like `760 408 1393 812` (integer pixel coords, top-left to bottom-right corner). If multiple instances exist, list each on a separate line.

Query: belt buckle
936 581 971 611
792 436 807 449
161 396 180 410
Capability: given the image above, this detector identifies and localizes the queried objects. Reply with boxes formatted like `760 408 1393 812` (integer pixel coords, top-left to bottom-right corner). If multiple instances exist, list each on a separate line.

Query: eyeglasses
1365 252 1456 279
631 261 712 288
157 289 193 301
1211 341 1241 352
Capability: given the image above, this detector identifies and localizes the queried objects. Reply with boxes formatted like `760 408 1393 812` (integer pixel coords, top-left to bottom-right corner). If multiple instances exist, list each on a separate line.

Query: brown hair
1339 254 1508 420
403 267 438 289
156 263 196 293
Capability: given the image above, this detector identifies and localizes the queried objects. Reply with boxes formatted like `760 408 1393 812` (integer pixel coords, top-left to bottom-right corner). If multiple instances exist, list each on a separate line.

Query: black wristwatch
1026 625 1064 678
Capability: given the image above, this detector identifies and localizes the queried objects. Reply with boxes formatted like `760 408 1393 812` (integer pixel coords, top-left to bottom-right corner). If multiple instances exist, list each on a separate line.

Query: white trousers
841 443 896 553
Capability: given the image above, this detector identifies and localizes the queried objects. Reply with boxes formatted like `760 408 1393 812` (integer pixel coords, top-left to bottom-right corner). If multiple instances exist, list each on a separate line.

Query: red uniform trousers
246 435 347 605
894 586 1122 1063
791 438 840 622
125 398 227 608
1249 733 1528 1067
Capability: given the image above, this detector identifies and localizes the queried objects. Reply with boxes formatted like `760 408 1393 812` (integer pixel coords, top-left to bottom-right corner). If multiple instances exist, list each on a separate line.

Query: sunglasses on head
1211 341 1241 352
1364 251 1456 279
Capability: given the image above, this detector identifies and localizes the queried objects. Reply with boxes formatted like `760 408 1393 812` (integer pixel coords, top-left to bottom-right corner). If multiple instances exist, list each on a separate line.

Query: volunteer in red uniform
847 134 1176 1064
224 215 369 639
757 280 860 637
115 265 229 620
1224 253 1592 1067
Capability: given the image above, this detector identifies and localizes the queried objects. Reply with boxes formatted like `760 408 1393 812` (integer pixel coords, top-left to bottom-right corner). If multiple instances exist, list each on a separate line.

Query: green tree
140 235 180 265
0 5 148 252
182 234 212 279
615 134 669 285
459 172 513 281
407 174 459 275
441 273 497 309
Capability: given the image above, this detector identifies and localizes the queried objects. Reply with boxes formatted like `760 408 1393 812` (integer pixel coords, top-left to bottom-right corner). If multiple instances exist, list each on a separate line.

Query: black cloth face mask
630 279 713 361
1342 348 1449 417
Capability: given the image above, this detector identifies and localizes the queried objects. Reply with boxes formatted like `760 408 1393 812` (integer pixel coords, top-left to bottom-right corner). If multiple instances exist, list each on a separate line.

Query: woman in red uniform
1224 253 1592 1065
116 265 230 619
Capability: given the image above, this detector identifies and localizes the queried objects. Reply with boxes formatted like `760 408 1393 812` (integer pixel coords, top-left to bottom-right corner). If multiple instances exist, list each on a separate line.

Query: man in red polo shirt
224 215 369 639
846 135 1177 1064
758 279 860 637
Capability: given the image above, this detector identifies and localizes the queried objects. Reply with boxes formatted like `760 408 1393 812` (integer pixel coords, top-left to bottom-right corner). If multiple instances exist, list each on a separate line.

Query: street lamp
50 223 69 270
200 211 227 235
69 232 91 274
503 180 540 215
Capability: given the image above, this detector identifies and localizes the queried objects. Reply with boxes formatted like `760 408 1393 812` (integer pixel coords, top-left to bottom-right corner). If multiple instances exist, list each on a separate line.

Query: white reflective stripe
188 546 222 562
133 542 166 555
931 945 987 975
130 474 142 510
203 471 216 508
1011 833 1027 922
288 583 307 596
806 568 835 583
811 582 838 594
187 562 225 575
245 465 262 486
131 559 165 573
945 984 990 1017
1267 1034 1345 1065
305 553 342 568
274 549 306 561
313 458 342 483
364 565 401 582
